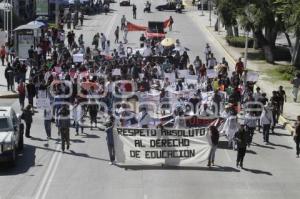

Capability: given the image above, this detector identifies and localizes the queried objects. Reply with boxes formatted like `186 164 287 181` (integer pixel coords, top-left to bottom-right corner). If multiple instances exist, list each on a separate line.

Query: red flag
127 22 147 32
163 19 171 29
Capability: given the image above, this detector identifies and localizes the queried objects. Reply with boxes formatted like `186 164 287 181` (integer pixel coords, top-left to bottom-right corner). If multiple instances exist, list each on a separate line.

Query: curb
202 21 295 135
278 115 294 136
0 93 19 99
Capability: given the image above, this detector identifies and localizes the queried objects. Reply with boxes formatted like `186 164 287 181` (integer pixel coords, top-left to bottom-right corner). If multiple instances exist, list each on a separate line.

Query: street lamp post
209 0 212 27
200 0 204 16
244 31 249 68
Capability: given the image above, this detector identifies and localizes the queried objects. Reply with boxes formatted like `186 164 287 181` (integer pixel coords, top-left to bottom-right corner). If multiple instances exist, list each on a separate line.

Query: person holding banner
174 110 186 128
105 116 115 165
207 126 219 167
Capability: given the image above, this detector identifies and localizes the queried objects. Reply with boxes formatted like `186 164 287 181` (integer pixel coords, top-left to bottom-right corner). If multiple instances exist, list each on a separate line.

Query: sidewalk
0 63 19 98
187 10 299 133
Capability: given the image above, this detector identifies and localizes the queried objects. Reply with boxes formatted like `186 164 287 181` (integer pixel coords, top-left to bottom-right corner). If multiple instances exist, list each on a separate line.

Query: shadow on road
118 165 240 172
82 133 100 139
252 142 275 150
0 145 36 176
268 142 293 149
242 167 273 176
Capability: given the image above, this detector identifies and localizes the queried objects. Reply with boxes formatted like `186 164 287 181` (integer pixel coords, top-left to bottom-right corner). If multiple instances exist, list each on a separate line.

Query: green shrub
225 36 254 48
274 65 298 81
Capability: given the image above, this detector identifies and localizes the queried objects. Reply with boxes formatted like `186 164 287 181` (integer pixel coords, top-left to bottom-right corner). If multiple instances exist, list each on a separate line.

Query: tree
215 0 244 36
275 0 300 67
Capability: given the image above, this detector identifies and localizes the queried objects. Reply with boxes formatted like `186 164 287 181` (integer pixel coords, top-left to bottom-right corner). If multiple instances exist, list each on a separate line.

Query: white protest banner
36 98 51 109
177 70 189 78
112 69 121 76
185 75 198 84
246 71 259 82
73 53 84 63
113 127 211 166
207 69 218 78
164 72 176 83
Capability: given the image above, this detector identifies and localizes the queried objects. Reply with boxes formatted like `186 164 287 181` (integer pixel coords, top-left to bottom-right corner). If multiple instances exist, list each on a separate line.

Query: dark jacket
21 109 34 124
234 128 248 148
4 66 14 83
26 83 36 97
57 108 71 128
211 129 219 146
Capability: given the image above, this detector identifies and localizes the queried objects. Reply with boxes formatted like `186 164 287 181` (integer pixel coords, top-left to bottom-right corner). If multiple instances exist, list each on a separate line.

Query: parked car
120 0 130 6
156 2 185 11
0 107 24 166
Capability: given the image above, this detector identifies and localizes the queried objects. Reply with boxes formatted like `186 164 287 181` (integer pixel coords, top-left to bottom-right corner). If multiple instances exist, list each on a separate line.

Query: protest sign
113 127 211 166
73 53 84 63
36 98 51 109
112 69 121 76
164 72 176 83
207 69 218 78
246 71 259 82
178 70 189 78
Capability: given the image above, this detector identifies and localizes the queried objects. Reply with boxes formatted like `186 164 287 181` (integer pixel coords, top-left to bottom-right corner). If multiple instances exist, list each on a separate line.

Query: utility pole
209 0 212 27
55 0 60 26
200 0 204 16
244 31 249 68
9 0 13 44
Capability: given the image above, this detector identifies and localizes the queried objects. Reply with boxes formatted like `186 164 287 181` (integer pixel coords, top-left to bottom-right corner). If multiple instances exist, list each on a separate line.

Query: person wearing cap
234 124 248 168
260 103 274 144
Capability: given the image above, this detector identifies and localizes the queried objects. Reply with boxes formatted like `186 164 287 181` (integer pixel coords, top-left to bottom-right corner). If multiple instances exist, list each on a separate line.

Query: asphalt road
1 1 300 199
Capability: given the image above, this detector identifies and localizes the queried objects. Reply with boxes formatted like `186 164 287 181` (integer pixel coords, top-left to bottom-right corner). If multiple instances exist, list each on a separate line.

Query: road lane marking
40 150 63 199
105 13 118 37
187 11 237 66
34 144 60 199
34 13 118 199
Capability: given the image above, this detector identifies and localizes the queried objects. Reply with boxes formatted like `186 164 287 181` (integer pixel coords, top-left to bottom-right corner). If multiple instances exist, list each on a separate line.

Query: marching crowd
2 4 300 167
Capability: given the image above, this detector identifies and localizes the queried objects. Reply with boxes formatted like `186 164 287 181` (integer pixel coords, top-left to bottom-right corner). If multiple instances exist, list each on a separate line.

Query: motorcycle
175 3 182 13
144 3 151 13
104 3 109 14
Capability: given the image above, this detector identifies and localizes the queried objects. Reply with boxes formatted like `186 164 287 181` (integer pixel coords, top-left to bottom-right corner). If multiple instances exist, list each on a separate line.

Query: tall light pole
55 0 60 26
200 0 204 16
209 0 212 27
244 31 249 68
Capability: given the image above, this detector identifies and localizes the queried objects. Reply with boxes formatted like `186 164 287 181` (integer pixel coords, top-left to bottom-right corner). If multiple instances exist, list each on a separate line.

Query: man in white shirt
174 111 186 128
137 107 152 128
207 53 217 69
204 43 212 65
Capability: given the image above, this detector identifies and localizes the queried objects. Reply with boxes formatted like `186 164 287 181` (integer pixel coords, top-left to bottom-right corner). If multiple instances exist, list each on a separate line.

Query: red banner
127 22 147 32
163 19 171 29
145 32 166 39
